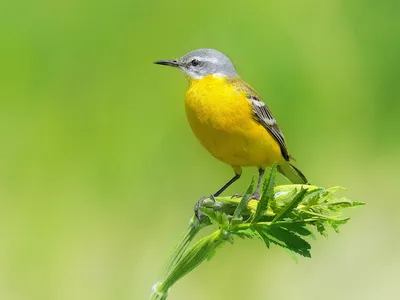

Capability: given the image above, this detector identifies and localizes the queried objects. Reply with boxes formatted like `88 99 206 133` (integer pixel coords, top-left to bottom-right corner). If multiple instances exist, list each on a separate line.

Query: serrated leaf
199 207 229 227
267 226 311 257
302 188 325 206
253 227 271 248
153 183 365 299
252 164 277 223
278 222 313 237
272 188 308 223
316 223 328 237
324 198 365 210
328 218 349 233
254 225 311 257
273 227 310 256
233 228 259 240
270 189 295 212
258 232 271 248
232 176 255 220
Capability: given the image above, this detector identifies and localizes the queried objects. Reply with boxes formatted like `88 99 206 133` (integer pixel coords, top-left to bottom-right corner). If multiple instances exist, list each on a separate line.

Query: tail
277 162 308 184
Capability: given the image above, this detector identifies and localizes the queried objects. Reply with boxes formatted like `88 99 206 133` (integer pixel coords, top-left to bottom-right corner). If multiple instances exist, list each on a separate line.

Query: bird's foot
231 191 260 202
231 193 242 199
250 191 261 201
194 195 216 222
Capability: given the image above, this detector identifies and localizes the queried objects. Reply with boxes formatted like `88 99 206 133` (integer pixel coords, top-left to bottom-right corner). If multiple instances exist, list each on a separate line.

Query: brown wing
230 79 290 161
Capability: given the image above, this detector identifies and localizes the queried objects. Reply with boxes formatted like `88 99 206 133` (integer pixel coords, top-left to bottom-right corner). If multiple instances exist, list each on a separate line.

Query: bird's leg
194 171 241 221
194 196 207 221
231 168 265 201
212 172 241 197
251 168 265 200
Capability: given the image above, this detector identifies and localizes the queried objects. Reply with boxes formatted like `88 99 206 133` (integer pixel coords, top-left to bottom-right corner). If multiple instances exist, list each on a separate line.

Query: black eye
191 59 200 66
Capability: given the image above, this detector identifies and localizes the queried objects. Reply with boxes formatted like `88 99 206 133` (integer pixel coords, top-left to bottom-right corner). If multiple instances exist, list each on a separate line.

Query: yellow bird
155 48 307 202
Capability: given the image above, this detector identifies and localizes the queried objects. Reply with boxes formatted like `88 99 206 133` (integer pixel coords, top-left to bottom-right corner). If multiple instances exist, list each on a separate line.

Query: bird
154 48 308 203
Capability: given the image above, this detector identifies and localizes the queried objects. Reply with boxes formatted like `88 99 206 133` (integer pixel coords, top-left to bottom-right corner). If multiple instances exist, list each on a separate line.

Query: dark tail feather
277 162 308 184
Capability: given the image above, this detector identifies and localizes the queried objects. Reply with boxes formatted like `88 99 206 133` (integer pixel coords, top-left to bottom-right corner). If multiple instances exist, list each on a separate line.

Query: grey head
154 48 238 79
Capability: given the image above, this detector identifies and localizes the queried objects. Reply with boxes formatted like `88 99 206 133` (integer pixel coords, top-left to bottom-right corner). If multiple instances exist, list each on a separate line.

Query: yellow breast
184 75 282 167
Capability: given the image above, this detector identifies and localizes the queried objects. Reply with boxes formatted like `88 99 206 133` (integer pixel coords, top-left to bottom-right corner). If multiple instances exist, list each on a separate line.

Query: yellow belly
185 75 283 167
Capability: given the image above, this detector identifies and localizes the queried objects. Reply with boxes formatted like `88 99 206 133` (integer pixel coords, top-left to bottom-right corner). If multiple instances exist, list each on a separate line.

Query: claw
231 191 260 201
250 191 260 201
209 194 216 202
194 195 216 222
231 193 243 199
194 196 207 222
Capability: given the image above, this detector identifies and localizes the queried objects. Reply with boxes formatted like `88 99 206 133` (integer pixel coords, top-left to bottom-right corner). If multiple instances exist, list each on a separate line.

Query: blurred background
1 0 399 299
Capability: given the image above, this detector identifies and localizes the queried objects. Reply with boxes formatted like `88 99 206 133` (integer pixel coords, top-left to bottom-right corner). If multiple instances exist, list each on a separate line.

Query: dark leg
195 169 242 221
213 173 241 197
231 167 265 200
252 168 265 200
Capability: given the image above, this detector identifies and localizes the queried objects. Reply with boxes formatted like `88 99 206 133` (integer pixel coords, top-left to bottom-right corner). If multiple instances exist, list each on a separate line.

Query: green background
1 0 399 299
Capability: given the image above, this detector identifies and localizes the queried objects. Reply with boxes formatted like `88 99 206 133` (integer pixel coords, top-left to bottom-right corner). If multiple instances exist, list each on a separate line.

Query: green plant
150 165 364 300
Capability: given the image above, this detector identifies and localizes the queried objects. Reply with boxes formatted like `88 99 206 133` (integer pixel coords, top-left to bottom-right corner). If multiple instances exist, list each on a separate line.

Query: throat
185 75 244 126
188 74 226 86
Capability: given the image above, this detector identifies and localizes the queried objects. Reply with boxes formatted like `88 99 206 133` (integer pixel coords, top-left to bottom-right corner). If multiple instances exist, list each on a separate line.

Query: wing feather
230 79 290 161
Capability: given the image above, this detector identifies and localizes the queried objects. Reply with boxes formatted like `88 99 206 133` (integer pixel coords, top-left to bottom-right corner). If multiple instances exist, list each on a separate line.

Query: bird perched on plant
155 48 308 202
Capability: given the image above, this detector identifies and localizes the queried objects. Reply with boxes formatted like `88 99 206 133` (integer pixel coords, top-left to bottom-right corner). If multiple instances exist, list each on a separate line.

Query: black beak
154 59 180 67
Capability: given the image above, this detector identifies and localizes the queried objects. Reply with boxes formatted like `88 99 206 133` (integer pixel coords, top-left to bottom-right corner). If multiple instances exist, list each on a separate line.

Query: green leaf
230 215 243 225
256 225 311 257
232 176 255 220
255 228 270 248
166 217 204 273
151 183 365 300
233 228 259 240
161 230 224 292
252 164 277 223
272 188 308 223
328 218 349 233
207 239 227 260
302 188 325 207
324 198 366 211
278 222 313 237
316 223 328 237
199 207 229 227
